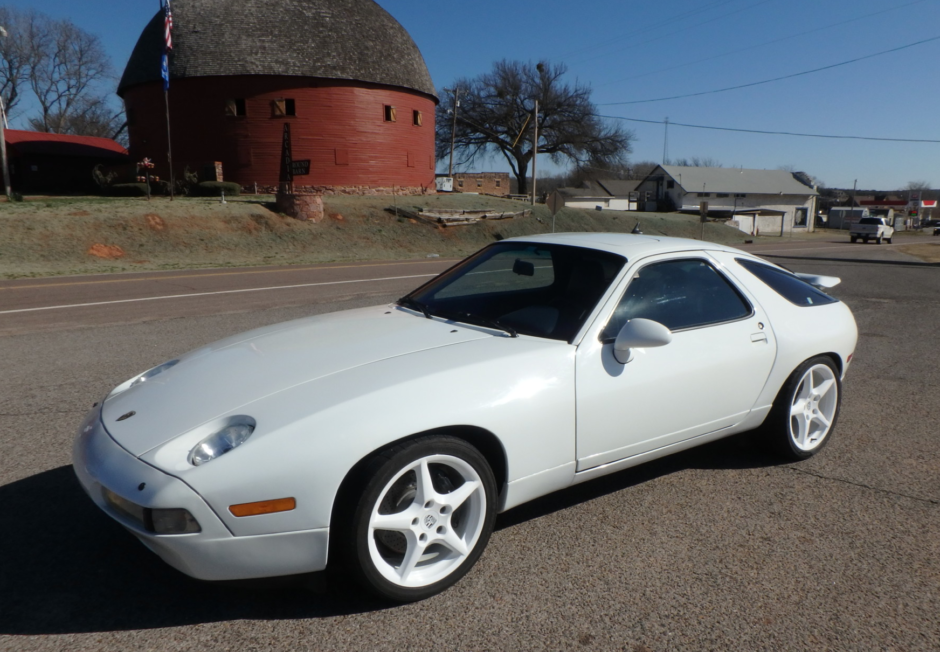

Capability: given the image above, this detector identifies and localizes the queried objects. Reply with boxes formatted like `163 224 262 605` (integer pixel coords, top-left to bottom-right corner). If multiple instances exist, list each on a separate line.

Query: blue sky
7 0 939 189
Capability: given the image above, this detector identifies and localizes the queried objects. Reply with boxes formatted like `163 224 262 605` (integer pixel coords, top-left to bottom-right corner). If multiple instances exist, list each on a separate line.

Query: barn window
225 99 247 116
272 99 296 117
413 110 422 126
384 105 397 122
477 178 483 188
458 179 464 188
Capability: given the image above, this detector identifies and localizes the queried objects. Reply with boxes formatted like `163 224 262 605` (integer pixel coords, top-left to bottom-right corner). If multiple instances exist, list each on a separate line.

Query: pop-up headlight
189 419 255 466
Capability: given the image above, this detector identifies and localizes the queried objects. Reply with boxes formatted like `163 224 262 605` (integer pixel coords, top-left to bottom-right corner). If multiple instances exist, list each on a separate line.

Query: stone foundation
275 192 324 222
250 184 435 196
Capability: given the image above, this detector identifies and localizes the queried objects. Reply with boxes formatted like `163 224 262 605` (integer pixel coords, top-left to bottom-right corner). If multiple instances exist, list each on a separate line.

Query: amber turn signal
229 497 296 517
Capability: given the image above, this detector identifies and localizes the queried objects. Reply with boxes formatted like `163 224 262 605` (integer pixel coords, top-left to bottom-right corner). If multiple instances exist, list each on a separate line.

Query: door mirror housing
613 318 672 364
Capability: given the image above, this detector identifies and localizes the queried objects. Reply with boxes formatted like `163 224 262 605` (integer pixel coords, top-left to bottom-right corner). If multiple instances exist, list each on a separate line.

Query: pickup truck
850 217 894 244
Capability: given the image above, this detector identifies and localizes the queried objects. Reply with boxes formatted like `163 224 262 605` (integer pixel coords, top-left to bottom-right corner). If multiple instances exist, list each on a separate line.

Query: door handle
750 332 768 343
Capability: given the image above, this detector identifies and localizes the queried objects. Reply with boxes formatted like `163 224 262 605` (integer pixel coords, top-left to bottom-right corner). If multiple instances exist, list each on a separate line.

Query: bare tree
28 95 127 143
671 156 723 167
26 13 113 133
904 180 931 191
0 6 34 115
437 60 633 196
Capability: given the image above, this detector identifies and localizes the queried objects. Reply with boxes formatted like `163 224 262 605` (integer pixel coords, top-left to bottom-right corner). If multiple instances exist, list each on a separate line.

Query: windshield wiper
397 296 432 319
440 310 518 338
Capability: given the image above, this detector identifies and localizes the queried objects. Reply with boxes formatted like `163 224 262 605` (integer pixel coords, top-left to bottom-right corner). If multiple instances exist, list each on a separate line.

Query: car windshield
404 242 627 342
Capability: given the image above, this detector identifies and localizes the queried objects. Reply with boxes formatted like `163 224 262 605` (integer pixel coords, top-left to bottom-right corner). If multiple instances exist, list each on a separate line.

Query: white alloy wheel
368 454 487 588
788 363 839 452
337 436 497 602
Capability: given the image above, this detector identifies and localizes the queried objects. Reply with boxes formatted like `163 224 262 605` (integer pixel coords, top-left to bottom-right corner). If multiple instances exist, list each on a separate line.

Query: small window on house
716 193 729 198
225 99 246 117
384 105 396 122
697 192 711 197
272 99 295 117
666 180 675 189
496 179 501 188
458 179 464 188
477 179 483 188
413 110 422 126
734 193 746 198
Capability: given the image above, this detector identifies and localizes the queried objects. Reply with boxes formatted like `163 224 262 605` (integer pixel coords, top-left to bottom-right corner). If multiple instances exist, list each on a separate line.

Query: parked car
850 217 894 244
920 219 940 235
73 234 858 602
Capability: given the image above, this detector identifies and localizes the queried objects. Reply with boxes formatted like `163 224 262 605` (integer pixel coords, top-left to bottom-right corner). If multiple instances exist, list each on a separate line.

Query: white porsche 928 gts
73 233 857 602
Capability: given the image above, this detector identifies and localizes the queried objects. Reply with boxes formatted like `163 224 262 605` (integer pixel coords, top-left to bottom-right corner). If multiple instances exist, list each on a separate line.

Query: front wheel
337 436 497 602
850 235 858 243
763 356 842 460
876 235 883 245
886 237 892 244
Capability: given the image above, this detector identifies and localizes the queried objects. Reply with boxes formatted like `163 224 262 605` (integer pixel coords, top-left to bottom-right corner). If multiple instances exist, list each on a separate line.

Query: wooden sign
291 160 311 176
279 123 293 184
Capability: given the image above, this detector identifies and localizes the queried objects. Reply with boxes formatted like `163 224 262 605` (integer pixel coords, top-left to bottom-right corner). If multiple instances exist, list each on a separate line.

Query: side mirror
512 259 534 276
613 318 672 364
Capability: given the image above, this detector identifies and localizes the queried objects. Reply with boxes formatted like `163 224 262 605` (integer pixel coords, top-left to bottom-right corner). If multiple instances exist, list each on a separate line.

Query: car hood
101 305 491 456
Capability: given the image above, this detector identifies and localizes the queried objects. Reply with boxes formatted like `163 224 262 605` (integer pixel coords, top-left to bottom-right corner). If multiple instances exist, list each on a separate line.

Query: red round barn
119 0 437 192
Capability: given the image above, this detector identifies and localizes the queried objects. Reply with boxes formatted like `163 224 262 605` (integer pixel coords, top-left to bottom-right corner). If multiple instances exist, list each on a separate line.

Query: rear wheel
863 236 869 243
336 436 497 602
886 237 892 244
850 235 857 243
763 356 841 460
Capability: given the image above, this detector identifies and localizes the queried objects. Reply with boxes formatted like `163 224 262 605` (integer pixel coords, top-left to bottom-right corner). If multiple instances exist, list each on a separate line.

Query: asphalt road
0 236 937 651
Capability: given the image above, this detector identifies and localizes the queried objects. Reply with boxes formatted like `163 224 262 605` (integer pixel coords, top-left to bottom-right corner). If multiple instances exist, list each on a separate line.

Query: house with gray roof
636 165 819 235
552 179 642 211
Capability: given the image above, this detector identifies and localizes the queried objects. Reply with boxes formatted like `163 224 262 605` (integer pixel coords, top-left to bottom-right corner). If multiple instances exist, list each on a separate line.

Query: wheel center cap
424 514 437 529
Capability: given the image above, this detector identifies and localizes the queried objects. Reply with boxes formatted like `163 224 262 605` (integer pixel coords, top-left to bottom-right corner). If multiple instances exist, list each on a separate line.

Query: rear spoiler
795 273 841 289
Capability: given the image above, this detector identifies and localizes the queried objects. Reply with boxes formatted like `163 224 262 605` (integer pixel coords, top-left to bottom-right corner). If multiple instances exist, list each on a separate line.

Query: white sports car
73 233 857 602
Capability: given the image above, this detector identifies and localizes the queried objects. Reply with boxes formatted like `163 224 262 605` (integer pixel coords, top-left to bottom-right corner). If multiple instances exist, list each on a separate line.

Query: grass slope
0 194 754 278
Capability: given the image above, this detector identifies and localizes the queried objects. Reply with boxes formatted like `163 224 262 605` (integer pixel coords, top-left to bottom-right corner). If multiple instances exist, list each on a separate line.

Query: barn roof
4 130 129 159
118 0 436 99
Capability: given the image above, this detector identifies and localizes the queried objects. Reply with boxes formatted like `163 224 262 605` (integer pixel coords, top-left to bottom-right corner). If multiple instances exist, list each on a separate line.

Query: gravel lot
0 242 937 651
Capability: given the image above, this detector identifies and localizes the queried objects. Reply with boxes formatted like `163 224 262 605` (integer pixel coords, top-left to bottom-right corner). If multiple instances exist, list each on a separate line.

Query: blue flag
161 51 169 91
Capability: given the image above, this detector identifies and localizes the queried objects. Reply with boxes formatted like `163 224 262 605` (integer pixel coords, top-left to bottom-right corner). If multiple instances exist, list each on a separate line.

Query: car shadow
0 467 389 635
0 435 781 634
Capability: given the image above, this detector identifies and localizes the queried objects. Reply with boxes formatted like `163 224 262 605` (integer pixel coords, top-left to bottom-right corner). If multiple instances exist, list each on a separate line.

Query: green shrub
107 183 150 197
195 181 241 197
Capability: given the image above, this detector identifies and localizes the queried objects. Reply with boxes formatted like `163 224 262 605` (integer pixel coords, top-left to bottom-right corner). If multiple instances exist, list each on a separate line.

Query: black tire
762 356 842 461
886 237 892 244
876 235 883 245
850 235 857 243
333 436 497 602
863 236 869 243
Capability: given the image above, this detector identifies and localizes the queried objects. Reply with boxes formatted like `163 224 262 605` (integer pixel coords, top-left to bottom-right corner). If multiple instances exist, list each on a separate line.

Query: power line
598 115 940 144
597 0 929 86
600 34 940 106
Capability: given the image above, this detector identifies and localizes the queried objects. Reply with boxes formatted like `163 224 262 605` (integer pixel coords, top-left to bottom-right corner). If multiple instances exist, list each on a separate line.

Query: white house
636 165 819 235
552 179 642 211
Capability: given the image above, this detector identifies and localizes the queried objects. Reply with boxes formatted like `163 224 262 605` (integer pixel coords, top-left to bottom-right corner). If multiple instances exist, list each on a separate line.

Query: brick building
450 172 511 196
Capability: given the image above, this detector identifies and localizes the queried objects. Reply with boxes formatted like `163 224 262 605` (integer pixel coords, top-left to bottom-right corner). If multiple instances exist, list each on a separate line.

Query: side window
735 258 838 306
601 259 752 340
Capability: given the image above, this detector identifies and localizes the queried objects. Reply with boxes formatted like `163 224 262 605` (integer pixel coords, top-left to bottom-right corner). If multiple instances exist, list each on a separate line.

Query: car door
575 254 777 471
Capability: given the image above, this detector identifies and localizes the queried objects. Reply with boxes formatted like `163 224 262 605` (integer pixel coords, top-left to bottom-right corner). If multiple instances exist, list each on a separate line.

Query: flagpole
162 0 175 199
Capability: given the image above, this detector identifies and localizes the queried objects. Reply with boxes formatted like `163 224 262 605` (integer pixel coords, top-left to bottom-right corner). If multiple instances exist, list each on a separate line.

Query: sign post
546 191 564 233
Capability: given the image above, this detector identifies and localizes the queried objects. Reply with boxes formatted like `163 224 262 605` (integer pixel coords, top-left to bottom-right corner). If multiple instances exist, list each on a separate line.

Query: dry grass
896 242 940 263
0 194 754 278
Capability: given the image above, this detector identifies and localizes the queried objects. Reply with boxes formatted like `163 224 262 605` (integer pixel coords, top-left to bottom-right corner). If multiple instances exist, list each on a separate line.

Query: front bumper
71 406 329 581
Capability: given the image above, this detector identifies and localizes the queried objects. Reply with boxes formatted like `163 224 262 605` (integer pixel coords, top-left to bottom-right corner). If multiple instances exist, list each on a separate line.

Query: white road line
0 273 437 315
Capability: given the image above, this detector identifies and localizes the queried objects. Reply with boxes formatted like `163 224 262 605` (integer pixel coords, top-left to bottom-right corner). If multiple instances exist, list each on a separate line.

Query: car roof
502 232 745 260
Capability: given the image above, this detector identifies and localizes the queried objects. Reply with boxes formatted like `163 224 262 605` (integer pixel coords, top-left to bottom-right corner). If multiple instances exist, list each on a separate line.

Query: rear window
858 217 881 225
735 258 838 307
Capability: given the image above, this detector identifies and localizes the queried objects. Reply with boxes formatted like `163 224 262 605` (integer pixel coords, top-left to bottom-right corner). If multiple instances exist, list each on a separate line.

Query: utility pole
662 117 669 165
850 179 857 231
0 25 11 201
531 100 538 206
448 87 460 177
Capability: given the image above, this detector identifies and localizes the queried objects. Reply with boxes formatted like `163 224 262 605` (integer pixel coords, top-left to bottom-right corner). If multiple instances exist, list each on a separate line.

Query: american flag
164 0 173 50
